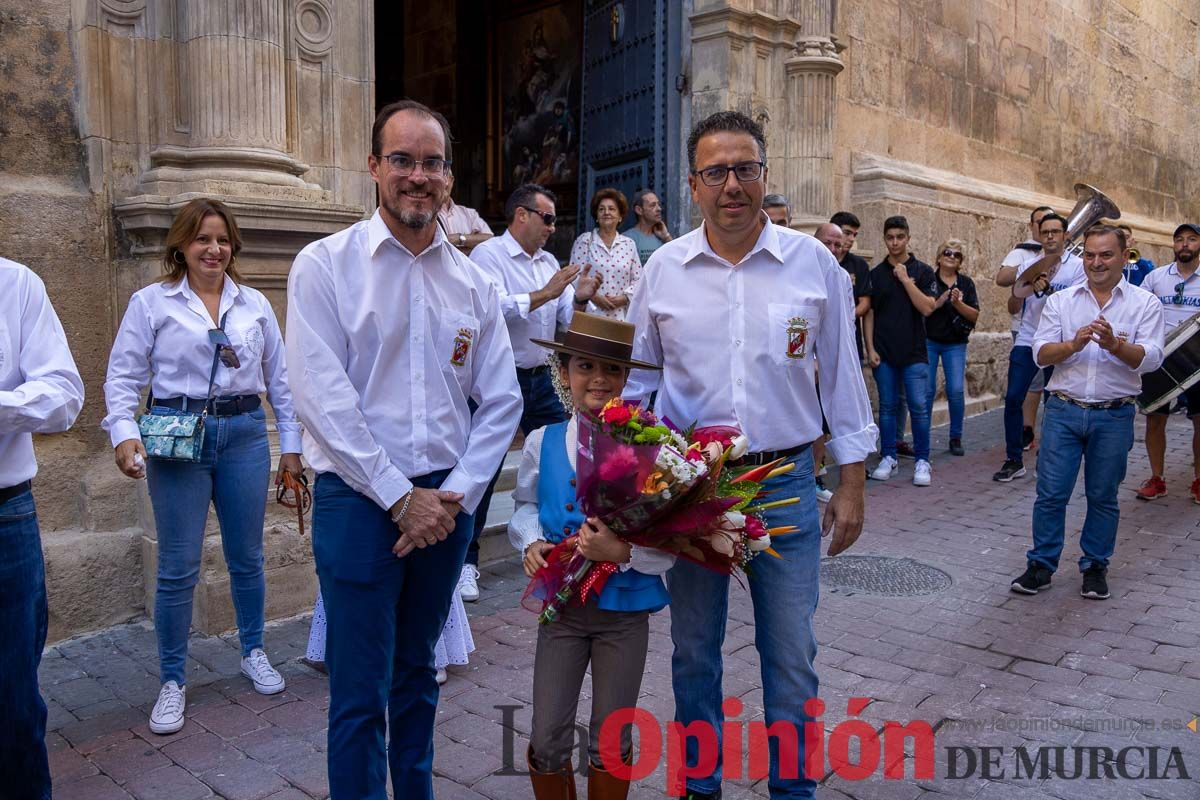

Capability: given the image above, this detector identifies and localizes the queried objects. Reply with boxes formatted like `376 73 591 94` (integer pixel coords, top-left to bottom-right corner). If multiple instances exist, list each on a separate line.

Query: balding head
815 222 845 258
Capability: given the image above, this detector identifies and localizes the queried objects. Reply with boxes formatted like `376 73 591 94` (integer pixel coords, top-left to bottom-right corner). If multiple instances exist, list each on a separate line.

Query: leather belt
1050 391 1136 410
0 480 32 505
152 394 262 417
731 443 808 467
517 365 551 376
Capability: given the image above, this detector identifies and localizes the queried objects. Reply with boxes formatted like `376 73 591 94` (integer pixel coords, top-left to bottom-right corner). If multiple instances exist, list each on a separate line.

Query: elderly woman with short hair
569 187 643 320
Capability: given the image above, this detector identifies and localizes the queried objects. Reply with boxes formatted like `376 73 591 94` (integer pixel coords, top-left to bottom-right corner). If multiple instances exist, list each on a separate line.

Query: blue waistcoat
537 422 670 614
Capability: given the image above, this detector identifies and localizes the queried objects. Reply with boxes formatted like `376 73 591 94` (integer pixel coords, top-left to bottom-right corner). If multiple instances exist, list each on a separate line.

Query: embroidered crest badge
786 317 809 359
451 328 474 366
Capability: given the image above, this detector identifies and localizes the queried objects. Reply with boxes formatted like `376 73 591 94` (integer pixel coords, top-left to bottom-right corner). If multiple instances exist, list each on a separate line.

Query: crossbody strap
202 310 230 413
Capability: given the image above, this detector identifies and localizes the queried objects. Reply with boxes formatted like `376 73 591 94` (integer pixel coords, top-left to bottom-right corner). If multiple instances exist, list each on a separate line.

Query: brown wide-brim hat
530 312 662 371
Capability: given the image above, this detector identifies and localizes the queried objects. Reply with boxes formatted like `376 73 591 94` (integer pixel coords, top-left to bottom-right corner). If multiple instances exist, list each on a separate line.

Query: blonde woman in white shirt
569 188 643 320
103 198 304 735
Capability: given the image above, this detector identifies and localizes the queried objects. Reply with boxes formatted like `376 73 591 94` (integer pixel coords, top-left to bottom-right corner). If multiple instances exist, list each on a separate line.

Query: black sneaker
1022 426 1035 450
895 440 916 459
993 460 1026 482
683 791 722 800
948 438 965 456
1011 564 1053 595
1081 567 1110 600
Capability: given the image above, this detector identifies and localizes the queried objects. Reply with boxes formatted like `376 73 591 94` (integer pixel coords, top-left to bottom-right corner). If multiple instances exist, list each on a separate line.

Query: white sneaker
870 456 898 481
458 564 480 602
149 681 186 735
815 486 834 503
913 460 932 487
240 648 286 695
436 668 448 685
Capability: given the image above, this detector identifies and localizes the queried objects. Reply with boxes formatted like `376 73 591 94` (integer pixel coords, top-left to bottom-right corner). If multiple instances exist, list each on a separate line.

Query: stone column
136 0 314 193
781 1 843 229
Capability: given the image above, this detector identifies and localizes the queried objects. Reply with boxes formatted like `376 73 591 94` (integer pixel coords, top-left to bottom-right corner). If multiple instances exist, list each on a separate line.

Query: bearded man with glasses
1134 223 1200 502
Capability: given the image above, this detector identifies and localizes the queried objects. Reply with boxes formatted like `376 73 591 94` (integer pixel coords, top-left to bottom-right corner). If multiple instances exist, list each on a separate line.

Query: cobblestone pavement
46 409 1200 800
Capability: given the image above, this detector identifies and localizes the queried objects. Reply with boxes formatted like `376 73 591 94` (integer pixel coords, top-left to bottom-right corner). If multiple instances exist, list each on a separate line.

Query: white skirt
305 588 475 669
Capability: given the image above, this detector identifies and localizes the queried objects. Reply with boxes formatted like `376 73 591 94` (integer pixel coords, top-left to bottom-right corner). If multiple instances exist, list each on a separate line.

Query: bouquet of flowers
524 400 799 624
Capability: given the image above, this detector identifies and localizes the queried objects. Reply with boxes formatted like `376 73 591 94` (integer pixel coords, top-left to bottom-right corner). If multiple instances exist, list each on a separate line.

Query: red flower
598 444 640 481
744 514 768 540
692 425 741 450
601 403 633 426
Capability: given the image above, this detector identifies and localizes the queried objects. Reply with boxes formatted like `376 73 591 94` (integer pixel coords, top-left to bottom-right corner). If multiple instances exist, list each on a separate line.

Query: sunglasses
1175 282 1188 303
208 329 241 369
941 250 964 260
520 206 557 226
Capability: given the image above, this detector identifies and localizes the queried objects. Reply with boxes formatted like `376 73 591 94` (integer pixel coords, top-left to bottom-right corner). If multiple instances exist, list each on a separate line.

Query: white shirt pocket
230 321 266 363
767 303 821 367
439 312 481 373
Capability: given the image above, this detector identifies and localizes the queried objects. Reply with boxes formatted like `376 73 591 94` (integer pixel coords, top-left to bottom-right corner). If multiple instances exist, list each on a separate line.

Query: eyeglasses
520 206 557 226
692 160 765 187
941 250 964 260
207 329 241 369
380 153 451 178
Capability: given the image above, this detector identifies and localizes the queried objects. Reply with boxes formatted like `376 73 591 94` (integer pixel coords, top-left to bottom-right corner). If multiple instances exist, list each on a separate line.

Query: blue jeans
146 407 271 685
927 341 968 440
668 449 821 798
314 470 473 800
1028 395 1135 573
467 367 567 565
1004 346 1052 462
873 361 930 461
0 487 51 799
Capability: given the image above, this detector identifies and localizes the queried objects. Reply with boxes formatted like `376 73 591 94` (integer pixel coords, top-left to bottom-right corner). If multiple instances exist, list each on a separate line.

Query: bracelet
390 491 414 525
573 296 589 306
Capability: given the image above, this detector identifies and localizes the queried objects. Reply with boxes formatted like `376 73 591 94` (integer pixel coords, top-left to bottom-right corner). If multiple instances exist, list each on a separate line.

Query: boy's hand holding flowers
577 518 632 563
523 541 555 578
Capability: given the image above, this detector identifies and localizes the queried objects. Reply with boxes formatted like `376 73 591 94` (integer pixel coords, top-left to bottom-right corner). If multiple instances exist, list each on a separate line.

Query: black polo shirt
839 252 871 358
868 255 936 366
924 271 979 345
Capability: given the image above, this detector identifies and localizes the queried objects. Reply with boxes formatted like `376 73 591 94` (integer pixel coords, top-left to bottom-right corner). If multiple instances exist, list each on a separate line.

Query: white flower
748 535 772 552
729 435 749 460
722 511 746 530
710 532 736 556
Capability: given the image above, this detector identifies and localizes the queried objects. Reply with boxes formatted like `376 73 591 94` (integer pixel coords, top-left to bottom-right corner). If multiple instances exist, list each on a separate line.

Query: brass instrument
1015 183 1121 296
1126 248 1141 265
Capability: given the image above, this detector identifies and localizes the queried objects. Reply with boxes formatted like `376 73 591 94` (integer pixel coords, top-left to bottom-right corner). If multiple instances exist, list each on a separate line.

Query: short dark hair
830 211 860 229
762 194 789 209
686 111 766 172
590 187 629 222
632 189 655 211
883 215 909 234
505 183 556 224
1030 205 1054 222
1116 223 1133 234
1039 213 1068 231
372 99 453 163
1084 224 1127 251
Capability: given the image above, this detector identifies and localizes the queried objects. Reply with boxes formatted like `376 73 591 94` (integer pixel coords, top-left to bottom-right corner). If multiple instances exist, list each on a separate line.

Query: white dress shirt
1033 280 1165 401
0 258 84 487
1000 240 1043 334
286 211 521 513
508 416 676 575
470 230 575 369
103 275 301 453
624 217 878 465
1015 253 1085 347
438 200 493 237
1140 262 1200 330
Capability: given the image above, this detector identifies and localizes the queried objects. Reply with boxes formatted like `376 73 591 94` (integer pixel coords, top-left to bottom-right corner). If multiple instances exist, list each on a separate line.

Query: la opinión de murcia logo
494 699 1194 792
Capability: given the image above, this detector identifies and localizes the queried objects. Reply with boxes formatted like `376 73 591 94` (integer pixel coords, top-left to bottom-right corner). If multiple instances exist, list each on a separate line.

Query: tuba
1015 183 1121 295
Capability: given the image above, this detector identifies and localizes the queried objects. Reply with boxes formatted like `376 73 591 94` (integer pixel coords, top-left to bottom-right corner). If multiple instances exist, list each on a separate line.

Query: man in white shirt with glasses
286 99 521 800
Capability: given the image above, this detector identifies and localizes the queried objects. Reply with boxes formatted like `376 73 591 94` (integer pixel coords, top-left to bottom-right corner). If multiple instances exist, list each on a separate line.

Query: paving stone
161 730 247 774
230 725 318 766
273 756 331 798
51 774 135 800
199 758 289 800
123 765 214 800
189 702 270 740
89 737 172 784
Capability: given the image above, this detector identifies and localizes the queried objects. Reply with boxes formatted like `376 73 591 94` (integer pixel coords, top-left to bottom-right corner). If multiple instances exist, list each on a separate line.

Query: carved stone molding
690 6 802 48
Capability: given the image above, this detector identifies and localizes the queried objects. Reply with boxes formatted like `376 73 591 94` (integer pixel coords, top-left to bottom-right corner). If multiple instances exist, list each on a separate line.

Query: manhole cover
820 556 952 596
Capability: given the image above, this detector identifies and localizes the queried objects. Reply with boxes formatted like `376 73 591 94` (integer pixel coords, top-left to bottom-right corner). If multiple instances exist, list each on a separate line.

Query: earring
172 251 185 265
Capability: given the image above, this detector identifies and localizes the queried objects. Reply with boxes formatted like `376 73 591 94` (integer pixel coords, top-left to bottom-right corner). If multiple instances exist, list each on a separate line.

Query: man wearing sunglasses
467 183 602 601
1135 223 1200 502
286 99 522 800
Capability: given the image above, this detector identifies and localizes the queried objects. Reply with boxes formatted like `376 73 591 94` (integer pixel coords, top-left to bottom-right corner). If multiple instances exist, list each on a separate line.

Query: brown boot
587 759 631 800
528 746 577 800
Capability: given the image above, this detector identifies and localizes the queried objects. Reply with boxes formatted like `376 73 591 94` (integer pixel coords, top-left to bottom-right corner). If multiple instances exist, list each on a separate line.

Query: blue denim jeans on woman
0 487 51 799
145 407 271 685
668 448 821 798
1028 394 1135 574
314 470 473 800
873 361 931 461
926 341 968 440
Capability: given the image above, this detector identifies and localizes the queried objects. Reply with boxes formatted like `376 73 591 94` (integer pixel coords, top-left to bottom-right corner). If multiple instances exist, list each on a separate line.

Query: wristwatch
457 234 466 247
